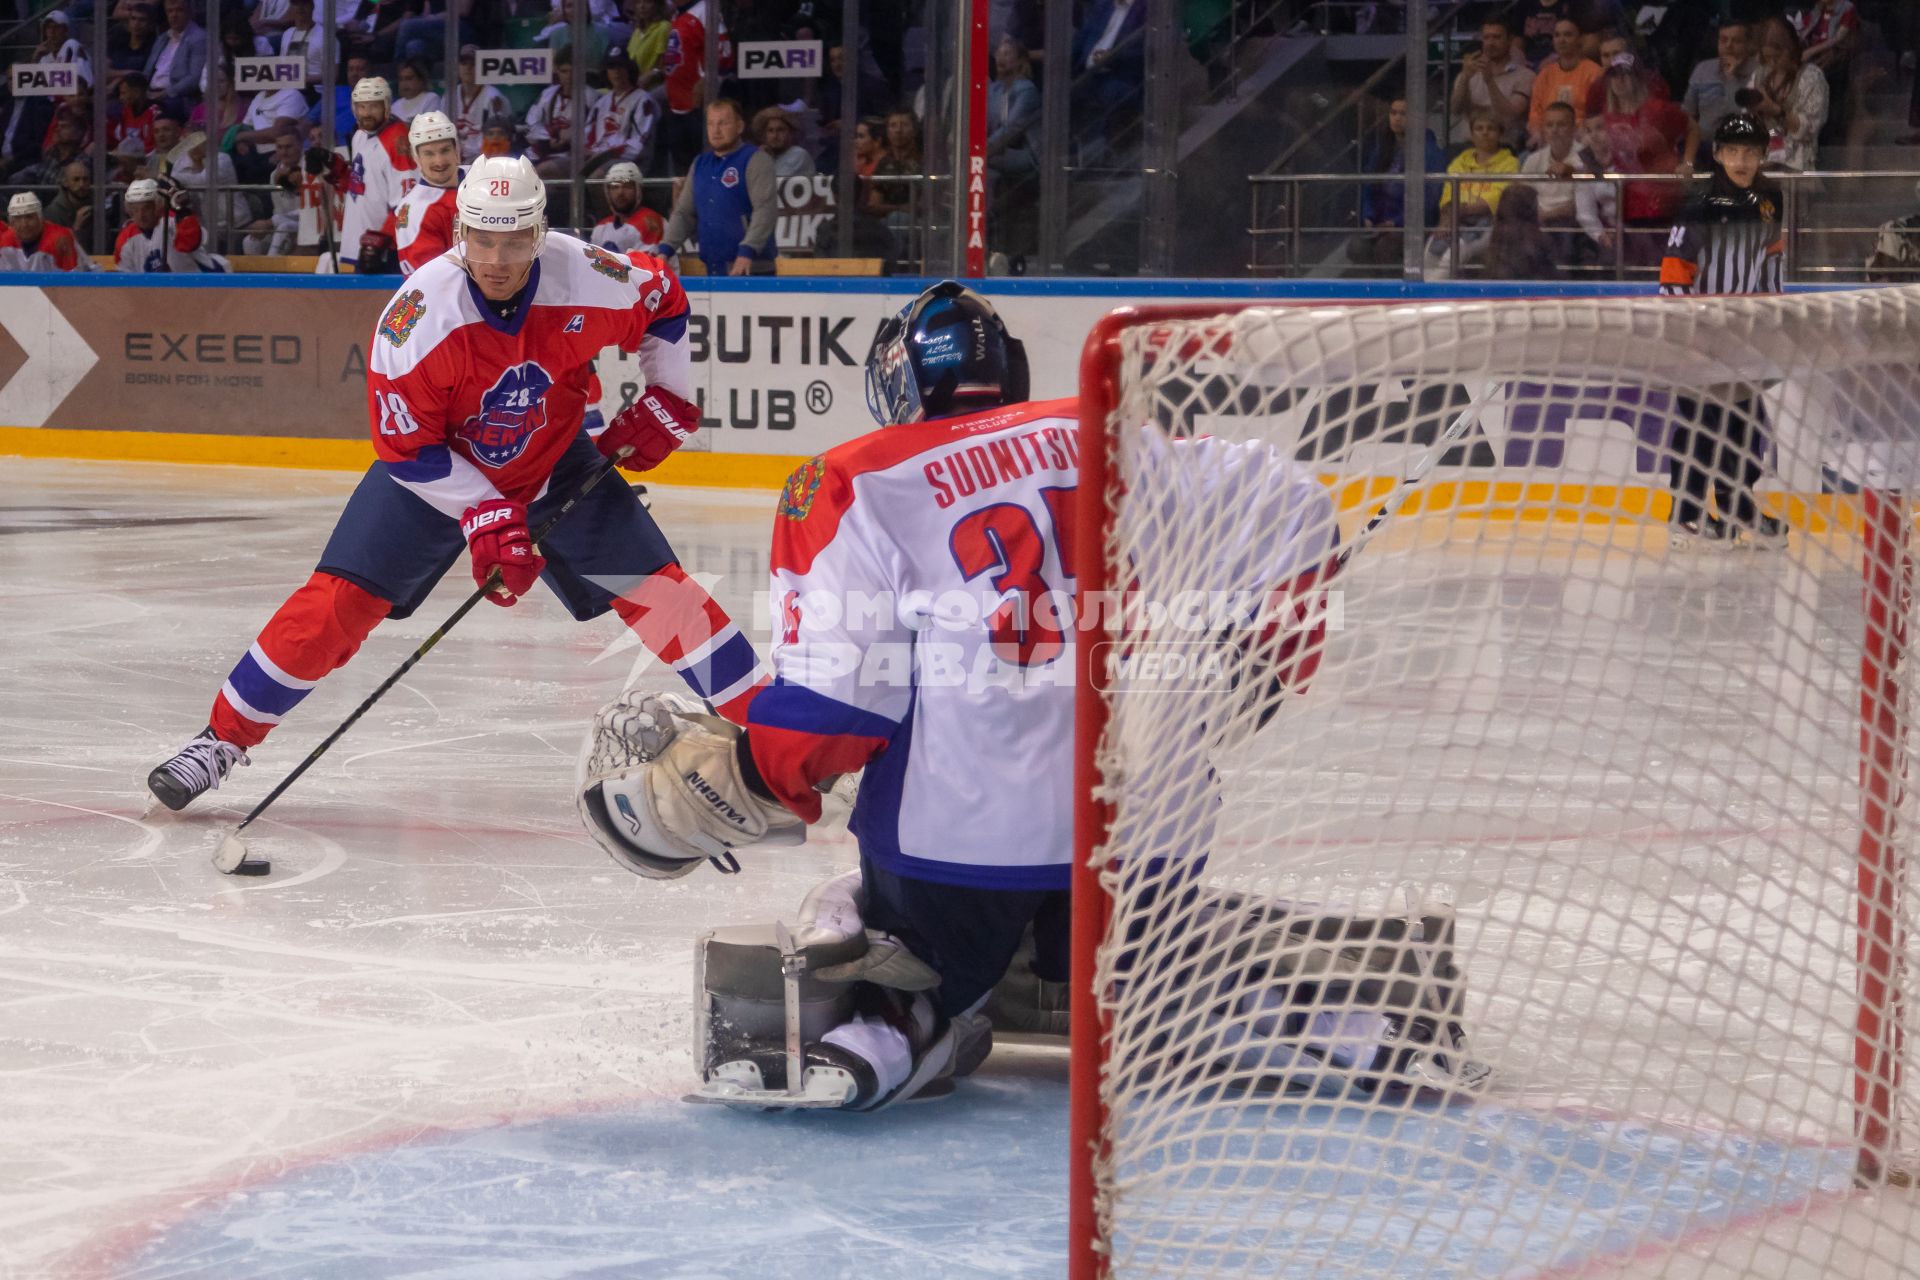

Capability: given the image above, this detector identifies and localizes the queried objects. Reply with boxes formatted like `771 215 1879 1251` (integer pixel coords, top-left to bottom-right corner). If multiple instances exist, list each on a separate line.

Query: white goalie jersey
745 398 1339 891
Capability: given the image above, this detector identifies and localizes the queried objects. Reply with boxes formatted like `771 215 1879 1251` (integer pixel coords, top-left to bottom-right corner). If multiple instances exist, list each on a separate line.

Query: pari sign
234 56 307 88
737 40 822 79
475 48 553 86
10 62 80 96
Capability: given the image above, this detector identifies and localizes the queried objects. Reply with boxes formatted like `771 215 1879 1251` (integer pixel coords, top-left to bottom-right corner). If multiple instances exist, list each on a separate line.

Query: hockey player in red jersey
576 283 1366 1112
393 109 460 274
590 162 665 256
316 75 415 273
0 191 83 271
148 156 765 812
114 177 226 273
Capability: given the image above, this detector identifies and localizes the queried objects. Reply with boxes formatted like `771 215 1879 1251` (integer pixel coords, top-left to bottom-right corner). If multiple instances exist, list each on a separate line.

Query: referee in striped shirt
1659 112 1786 547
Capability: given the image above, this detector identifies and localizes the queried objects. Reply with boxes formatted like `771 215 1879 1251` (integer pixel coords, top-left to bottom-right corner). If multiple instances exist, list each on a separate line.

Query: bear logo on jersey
777 455 825 521
460 362 555 468
378 289 427 347
582 242 630 282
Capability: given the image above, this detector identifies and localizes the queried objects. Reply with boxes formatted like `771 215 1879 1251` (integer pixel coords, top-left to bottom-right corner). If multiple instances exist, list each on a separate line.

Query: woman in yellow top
1440 111 1521 224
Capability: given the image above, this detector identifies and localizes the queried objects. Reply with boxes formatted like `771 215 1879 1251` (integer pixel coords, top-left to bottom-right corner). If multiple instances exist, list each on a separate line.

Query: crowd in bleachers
0 0 1091 268
1358 1 1906 278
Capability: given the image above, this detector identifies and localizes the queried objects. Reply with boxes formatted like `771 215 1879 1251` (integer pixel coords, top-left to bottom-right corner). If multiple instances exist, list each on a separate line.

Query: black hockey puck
231 859 273 877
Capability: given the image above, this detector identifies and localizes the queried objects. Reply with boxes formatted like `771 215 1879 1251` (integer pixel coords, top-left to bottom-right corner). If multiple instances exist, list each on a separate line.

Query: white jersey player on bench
578 282 1484 1111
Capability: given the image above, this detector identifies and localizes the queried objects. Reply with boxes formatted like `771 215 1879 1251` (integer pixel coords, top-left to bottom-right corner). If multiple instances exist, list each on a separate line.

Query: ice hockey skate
145 728 249 812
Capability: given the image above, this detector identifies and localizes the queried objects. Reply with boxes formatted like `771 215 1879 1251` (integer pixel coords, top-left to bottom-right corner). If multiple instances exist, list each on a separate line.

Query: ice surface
2 460 1915 1280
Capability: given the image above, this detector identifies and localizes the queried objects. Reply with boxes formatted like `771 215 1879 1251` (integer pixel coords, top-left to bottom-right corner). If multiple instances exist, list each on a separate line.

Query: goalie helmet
864 281 1030 427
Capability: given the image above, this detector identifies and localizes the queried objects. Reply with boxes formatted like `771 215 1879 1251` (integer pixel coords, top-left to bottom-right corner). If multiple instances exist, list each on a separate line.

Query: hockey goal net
1071 291 1920 1279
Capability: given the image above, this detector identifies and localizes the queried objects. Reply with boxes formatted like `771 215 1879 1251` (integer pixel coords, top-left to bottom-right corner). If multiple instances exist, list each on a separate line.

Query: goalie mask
864 281 1029 427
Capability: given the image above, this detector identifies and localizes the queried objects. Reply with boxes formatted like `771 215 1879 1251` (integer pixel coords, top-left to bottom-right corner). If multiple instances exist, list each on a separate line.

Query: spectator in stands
251 0 297 41
109 132 149 191
852 112 882 193
147 0 209 108
44 160 94 237
582 49 659 177
1585 33 1669 117
1745 17 1826 171
1865 179 1920 281
987 36 1038 183
220 12 273 62
1438 109 1518 229
480 115 516 158
661 97 776 275
1682 22 1756 150
311 54 374 142
1449 17 1533 150
111 4 162 81
625 0 671 90
868 107 922 217
449 46 508 162
1528 18 1601 145
169 127 249 234
1598 56 1694 263
1354 94 1443 267
392 58 442 123
395 0 476 68
12 108 89 185
1483 185 1558 279
109 72 157 156
37 10 93 88
278 0 325 86
235 61 308 149
1518 0 1578 65
1072 0 1145 162
528 47 577 179
244 131 304 254
592 159 665 252
0 192 84 271
1521 100 1591 257
754 105 814 180
1793 0 1858 76
151 106 182 162
660 0 713 172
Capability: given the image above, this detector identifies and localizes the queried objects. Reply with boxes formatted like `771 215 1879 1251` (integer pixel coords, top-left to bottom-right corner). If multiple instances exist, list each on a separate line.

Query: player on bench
578 283 1482 1110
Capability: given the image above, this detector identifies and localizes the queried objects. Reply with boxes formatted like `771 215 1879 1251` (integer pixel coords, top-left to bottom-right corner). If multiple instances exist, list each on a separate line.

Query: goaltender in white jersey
576 283 1369 1114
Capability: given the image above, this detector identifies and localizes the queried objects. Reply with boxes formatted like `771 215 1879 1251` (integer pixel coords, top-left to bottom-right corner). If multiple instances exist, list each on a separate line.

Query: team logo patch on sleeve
777 456 826 521
378 289 427 347
582 243 631 282
395 203 411 229
459 362 555 468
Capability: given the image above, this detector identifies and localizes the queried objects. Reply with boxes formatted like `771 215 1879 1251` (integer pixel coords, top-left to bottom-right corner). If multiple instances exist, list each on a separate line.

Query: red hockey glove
598 385 699 472
460 499 546 606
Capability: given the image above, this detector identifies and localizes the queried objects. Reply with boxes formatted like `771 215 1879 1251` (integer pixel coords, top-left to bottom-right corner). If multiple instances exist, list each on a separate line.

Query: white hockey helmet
125 178 161 205
351 76 392 104
456 155 547 263
408 109 457 149
7 191 42 218
605 161 641 188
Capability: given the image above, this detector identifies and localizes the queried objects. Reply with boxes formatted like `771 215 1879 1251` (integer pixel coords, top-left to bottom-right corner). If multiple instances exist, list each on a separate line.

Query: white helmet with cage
408 110 457 149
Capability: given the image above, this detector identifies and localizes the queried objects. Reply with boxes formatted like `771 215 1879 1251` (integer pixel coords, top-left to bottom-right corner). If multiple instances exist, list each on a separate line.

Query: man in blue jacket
660 97 776 276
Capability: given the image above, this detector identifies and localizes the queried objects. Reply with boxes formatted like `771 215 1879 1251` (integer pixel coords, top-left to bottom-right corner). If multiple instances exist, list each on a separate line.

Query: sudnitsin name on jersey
364 232 688 518
757 400 1338 891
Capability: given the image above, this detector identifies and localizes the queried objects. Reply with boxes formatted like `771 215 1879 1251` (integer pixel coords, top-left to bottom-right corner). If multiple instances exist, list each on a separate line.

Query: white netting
1084 289 1920 1279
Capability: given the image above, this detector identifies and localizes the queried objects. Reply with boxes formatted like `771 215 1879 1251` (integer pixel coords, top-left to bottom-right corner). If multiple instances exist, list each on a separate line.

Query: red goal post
1071 295 1920 1280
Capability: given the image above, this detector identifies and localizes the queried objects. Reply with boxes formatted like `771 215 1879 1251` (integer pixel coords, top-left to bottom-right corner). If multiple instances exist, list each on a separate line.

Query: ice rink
4 458 1917 1279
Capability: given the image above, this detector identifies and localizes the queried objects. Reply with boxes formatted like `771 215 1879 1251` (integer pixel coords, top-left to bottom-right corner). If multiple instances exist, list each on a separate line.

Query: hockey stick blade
211 447 634 873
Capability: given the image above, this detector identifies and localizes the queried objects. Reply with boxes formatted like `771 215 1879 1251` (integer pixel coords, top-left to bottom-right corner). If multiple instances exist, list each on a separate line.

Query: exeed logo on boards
125 333 303 364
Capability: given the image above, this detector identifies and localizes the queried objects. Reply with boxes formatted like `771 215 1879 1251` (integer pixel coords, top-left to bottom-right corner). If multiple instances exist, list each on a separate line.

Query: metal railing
1249 169 1920 283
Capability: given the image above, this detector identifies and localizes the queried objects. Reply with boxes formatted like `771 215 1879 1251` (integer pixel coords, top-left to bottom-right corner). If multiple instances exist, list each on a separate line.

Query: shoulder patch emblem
778 456 827 521
395 202 411 230
583 242 631 282
1758 197 1776 223
378 288 427 347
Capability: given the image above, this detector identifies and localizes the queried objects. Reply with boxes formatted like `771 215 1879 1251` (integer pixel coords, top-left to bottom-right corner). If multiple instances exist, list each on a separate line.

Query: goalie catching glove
577 690 805 879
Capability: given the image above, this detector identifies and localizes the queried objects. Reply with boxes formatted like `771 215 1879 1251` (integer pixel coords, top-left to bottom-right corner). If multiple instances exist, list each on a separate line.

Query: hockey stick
1334 382 1500 571
213 446 634 874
